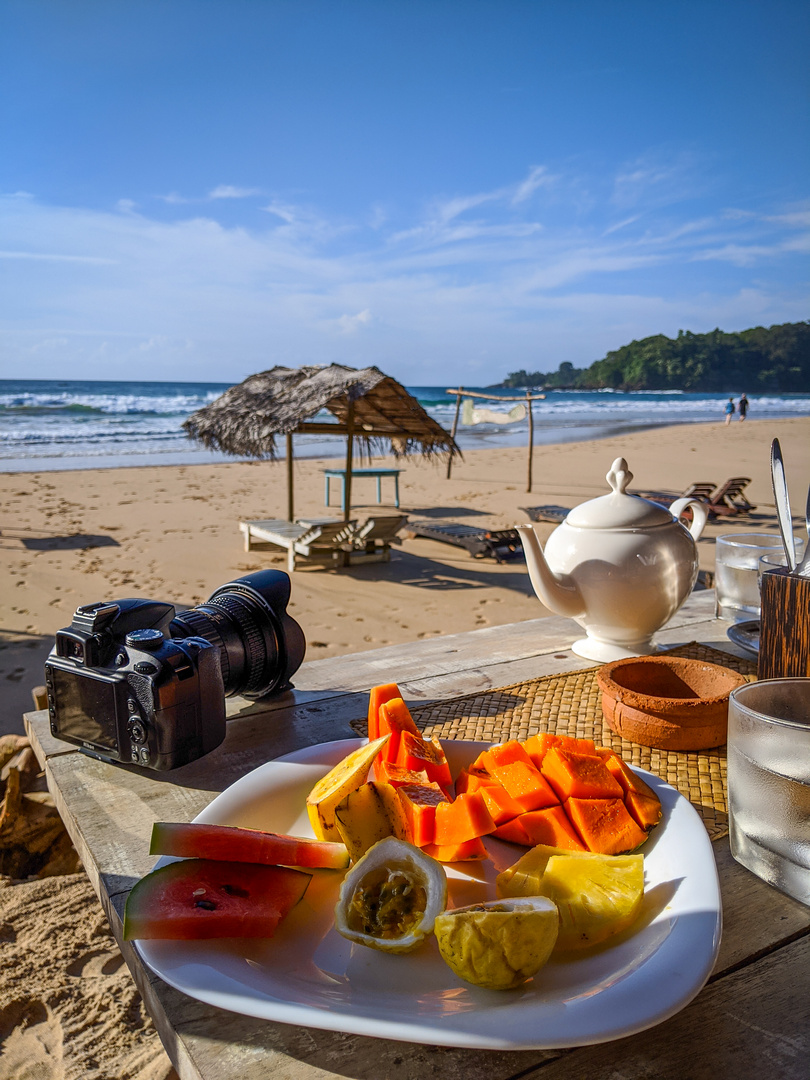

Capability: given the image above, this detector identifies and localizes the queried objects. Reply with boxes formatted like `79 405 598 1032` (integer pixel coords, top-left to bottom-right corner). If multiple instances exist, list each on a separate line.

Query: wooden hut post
446 387 463 479
343 400 355 522
526 390 534 493
286 433 294 522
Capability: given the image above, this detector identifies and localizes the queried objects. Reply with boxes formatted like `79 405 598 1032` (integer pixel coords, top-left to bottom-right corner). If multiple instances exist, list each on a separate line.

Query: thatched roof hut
183 364 459 520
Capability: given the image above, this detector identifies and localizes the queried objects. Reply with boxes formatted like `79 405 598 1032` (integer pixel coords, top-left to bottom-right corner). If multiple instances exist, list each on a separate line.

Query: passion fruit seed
347 867 427 939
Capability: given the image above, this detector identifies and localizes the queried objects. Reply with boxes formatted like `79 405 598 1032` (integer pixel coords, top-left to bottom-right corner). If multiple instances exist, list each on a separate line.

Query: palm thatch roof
183 364 458 460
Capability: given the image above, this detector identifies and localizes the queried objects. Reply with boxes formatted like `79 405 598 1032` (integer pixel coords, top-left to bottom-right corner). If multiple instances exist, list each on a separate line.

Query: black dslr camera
44 570 305 771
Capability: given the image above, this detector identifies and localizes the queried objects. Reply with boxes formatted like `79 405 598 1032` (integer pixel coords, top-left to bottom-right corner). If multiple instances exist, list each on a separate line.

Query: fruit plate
134 739 722 1049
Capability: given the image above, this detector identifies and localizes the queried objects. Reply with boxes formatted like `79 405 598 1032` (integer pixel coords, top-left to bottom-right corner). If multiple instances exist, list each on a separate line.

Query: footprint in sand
66 948 125 978
0 999 63 1076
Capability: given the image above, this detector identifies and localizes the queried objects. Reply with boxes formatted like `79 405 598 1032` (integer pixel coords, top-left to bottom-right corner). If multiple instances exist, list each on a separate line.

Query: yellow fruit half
334 837 447 953
334 781 412 863
496 843 594 899
434 897 559 990
537 852 644 951
306 735 390 842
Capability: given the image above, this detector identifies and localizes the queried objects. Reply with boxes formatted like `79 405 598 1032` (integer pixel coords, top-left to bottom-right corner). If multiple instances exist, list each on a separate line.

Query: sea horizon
1 377 808 473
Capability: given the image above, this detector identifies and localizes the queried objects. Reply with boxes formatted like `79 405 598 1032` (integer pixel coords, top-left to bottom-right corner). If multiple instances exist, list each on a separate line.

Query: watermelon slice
150 822 349 869
123 859 311 940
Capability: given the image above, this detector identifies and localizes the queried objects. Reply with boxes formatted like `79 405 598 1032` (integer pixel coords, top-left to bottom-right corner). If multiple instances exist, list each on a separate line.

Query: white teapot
516 457 708 662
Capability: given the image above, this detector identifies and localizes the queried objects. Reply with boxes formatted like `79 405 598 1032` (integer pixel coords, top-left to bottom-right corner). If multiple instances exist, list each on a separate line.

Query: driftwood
0 740 81 880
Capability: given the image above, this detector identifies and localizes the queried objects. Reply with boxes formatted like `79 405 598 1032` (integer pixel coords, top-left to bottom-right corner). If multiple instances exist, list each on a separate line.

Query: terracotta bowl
596 655 749 751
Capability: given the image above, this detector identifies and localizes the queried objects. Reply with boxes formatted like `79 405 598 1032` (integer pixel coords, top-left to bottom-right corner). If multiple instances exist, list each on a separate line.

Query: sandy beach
1 415 809 1078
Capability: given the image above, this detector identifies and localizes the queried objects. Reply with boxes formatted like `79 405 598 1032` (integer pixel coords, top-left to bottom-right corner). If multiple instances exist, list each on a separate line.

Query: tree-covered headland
501 322 810 392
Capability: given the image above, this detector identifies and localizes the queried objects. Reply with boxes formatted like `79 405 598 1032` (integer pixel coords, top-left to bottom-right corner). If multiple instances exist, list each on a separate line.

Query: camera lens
170 570 305 699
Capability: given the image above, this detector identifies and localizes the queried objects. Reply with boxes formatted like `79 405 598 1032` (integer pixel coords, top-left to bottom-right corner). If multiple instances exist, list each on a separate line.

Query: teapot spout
516 524 585 619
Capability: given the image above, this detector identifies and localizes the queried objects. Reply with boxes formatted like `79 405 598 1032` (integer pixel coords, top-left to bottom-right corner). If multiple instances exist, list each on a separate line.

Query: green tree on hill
501 321 810 391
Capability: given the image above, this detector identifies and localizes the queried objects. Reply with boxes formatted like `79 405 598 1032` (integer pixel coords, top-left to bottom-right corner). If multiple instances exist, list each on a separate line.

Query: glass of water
727 679 810 906
714 533 789 621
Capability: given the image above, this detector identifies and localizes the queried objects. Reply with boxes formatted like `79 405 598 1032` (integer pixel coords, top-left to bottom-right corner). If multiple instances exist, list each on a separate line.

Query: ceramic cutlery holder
758 567 810 679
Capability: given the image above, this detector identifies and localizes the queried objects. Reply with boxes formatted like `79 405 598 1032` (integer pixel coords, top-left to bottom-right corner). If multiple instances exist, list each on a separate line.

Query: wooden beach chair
239 518 358 571
705 477 756 516
405 521 524 563
347 514 409 564
630 481 717 508
520 505 570 524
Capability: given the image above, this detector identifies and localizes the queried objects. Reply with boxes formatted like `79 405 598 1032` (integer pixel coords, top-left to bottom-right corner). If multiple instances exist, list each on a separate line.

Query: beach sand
0 415 808 1078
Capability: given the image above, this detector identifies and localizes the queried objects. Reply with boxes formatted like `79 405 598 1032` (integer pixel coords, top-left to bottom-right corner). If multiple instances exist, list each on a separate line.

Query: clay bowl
596 655 749 751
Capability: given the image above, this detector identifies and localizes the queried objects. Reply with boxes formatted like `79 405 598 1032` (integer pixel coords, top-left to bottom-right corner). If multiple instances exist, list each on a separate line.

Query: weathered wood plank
711 839 810 975
523 934 810 1080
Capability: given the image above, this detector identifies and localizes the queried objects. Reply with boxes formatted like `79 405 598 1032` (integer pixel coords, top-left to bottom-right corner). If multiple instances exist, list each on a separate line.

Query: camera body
45 599 226 771
44 569 306 772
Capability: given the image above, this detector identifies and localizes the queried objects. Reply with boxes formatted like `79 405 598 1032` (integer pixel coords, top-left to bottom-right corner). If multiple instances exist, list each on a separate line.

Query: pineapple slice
306 735 390 842
538 853 644 951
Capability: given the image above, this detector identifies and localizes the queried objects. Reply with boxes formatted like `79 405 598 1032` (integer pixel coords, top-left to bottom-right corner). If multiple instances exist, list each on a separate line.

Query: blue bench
323 468 401 513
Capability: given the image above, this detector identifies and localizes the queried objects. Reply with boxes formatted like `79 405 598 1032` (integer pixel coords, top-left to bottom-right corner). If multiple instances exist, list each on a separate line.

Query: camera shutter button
125 629 164 650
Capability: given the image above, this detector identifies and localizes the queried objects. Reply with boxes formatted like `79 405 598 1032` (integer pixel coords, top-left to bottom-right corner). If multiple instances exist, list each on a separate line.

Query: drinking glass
758 542 806 576
714 533 789 621
727 679 810 906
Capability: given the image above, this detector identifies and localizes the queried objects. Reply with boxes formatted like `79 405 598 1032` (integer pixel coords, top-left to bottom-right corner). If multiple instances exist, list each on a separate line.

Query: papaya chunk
398 732 453 794
564 797 648 855
518 805 587 850
367 683 402 741
477 781 525 825
374 759 431 789
422 837 488 862
624 790 663 833
485 758 558 813
492 817 533 845
522 733 561 769
433 792 496 846
379 698 422 762
482 740 535 770
541 748 624 802
396 782 448 847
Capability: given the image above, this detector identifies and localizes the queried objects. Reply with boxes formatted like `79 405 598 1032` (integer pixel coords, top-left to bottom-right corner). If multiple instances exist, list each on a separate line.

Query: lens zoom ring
208 595 269 696
173 608 231 687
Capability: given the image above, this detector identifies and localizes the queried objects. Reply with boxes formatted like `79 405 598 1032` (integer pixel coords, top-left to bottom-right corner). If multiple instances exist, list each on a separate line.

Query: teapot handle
670 497 709 540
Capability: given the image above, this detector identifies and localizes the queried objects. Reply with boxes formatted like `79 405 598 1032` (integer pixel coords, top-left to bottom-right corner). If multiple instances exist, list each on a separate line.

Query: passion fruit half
334 837 447 954
434 896 559 989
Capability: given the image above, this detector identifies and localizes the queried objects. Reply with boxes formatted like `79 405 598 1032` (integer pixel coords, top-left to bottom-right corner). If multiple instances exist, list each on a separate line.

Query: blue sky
1 0 808 385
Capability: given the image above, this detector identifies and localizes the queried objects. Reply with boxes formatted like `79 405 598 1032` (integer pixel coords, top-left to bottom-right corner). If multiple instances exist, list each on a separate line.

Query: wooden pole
286 433 294 522
526 390 534 493
446 387 463 479
344 401 355 522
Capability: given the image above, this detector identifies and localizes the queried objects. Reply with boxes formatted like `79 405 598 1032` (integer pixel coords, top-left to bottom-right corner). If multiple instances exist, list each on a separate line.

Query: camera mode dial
125 629 164 651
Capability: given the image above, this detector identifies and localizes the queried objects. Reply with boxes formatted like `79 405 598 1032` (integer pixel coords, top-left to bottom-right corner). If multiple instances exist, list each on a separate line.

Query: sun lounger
347 514 409 564
239 518 358 571
634 478 755 518
406 521 524 562
520 505 570 524
705 477 756 516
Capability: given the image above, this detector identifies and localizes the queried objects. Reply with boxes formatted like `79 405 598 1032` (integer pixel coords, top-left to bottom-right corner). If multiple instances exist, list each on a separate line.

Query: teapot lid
566 458 675 529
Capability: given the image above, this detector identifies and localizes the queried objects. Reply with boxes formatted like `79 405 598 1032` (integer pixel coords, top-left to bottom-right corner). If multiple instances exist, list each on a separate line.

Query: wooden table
323 467 401 512
25 590 810 1080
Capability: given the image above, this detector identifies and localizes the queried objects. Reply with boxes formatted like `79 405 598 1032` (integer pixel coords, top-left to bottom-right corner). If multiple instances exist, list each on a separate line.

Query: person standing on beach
724 398 735 425
739 393 749 421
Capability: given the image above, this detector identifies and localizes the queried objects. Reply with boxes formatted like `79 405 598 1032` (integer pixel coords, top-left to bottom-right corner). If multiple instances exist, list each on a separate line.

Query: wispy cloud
208 185 262 200
1 159 807 382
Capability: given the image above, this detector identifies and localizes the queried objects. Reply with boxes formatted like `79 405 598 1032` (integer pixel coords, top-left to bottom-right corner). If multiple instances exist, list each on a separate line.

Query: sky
1 0 808 386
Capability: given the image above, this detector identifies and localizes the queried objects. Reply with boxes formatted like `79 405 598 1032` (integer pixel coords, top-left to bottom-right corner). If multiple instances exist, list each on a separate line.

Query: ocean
1 379 808 472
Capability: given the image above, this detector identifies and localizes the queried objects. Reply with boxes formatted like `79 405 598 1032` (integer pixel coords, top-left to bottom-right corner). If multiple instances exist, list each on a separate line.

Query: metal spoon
770 439 796 572
796 484 810 577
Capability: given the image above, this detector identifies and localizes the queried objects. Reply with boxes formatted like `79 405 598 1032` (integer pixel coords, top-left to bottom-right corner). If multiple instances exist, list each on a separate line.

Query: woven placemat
350 642 757 841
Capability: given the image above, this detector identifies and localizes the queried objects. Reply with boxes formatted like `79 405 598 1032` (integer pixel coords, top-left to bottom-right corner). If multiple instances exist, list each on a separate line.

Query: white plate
135 739 722 1049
